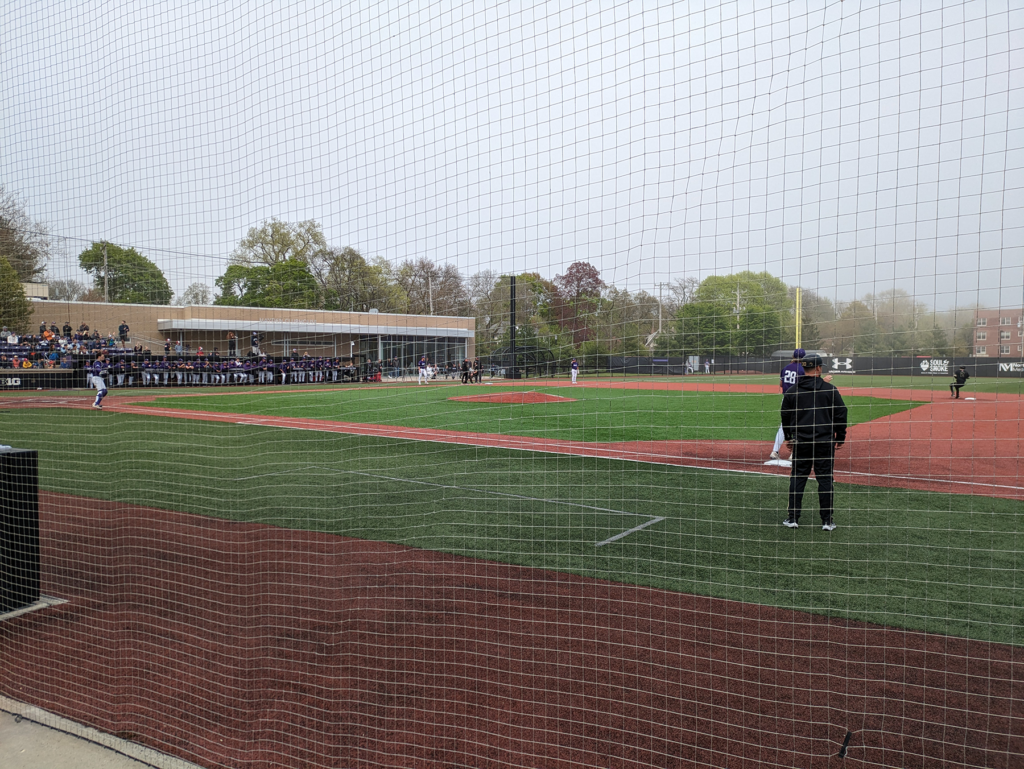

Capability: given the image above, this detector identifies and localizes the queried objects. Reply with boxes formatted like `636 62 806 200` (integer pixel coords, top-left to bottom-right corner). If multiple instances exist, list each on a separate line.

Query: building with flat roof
31 300 475 363
971 309 1023 359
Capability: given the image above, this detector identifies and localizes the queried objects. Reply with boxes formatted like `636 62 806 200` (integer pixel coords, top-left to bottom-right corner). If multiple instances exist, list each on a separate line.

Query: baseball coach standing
780 353 848 532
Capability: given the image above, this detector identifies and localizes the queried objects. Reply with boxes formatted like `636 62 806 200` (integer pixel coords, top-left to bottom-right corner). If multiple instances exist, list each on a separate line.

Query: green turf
137 385 916 443
4 408 1020 646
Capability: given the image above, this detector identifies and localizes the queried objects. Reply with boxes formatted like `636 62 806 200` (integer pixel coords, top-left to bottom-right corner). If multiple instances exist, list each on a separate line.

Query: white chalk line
315 466 664 547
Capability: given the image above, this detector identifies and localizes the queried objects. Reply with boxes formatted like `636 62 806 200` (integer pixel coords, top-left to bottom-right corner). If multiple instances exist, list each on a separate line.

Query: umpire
780 353 847 531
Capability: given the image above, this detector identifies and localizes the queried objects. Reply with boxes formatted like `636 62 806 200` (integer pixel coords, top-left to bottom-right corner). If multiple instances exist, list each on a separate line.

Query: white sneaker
770 451 780 460
782 519 799 528
92 403 103 409
822 522 837 532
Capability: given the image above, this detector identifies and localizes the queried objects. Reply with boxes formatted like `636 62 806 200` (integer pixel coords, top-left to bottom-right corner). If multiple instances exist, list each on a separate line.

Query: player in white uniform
570 358 579 384
417 357 428 384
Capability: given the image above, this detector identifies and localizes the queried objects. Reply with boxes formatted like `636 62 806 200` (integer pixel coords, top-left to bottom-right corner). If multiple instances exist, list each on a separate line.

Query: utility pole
428 276 434 315
103 243 109 302
658 283 664 334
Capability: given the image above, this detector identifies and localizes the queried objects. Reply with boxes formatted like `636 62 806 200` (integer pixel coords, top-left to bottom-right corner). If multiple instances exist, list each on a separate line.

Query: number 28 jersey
780 362 805 393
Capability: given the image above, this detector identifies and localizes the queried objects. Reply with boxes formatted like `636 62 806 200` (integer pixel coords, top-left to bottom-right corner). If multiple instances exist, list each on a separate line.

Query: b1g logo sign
2 378 22 386
919 359 950 375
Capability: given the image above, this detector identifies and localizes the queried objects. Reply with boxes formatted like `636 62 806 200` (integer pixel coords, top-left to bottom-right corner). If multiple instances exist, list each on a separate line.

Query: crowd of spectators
0 320 138 369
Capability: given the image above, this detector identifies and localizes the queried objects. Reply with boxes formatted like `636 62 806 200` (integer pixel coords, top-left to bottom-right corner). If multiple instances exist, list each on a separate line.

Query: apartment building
972 309 1024 358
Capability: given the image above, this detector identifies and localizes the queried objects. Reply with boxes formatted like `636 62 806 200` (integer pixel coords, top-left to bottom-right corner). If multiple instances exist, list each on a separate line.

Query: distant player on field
418 356 428 384
570 357 579 384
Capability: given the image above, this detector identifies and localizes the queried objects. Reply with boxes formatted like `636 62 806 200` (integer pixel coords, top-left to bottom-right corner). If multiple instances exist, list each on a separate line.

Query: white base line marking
317 467 663 547
595 517 666 548
233 465 320 482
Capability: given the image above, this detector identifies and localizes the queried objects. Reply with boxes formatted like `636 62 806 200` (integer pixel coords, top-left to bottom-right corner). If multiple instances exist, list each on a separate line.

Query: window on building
999 345 1011 355
975 346 987 355
999 317 1012 326
977 318 987 326
976 331 987 340
1000 331 1011 340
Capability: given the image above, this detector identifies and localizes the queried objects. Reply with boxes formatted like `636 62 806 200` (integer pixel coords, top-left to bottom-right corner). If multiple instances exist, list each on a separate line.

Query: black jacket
781 375 848 444
953 369 970 385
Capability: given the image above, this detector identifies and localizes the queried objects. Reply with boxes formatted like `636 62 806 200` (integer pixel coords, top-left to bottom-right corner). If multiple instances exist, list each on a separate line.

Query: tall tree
0 184 50 282
48 278 90 302
833 301 880 355
0 256 33 334
554 261 605 345
661 271 791 357
394 258 469 316
656 299 736 357
312 247 407 312
230 219 328 267
78 242 173 304
214 259 318 309
176 282 214 306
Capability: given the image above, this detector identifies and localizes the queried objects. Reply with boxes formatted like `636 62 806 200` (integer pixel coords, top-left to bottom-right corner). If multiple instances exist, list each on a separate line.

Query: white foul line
594 517 666 548
320 467 664 547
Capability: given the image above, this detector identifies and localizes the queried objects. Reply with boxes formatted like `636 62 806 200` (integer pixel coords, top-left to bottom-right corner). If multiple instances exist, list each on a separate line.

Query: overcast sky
2 0 1021 310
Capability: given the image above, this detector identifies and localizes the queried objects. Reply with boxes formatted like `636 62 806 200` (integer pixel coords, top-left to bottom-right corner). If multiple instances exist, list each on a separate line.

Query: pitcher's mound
448 391 576 404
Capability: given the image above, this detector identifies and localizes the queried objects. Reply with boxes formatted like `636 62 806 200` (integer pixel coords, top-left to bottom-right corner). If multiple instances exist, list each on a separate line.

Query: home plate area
448 391 576 404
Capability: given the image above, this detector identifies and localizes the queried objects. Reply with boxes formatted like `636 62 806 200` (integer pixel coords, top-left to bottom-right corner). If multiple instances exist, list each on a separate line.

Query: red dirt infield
0 492 1019 769
448 390 576 404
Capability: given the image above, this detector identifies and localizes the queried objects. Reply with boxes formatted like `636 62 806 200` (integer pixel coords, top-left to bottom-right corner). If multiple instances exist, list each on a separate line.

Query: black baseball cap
803 354 824 369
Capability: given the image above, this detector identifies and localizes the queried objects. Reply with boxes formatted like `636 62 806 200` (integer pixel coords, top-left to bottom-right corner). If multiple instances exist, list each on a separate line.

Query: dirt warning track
0 492 1019 769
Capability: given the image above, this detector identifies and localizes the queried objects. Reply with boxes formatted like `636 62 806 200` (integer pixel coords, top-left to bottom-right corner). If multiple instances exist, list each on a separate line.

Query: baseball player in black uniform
950 366 970 399
781 354 848 531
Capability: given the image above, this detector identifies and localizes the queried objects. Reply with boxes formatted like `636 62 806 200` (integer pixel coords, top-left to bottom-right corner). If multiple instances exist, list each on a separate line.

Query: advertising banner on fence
609 356 1024 378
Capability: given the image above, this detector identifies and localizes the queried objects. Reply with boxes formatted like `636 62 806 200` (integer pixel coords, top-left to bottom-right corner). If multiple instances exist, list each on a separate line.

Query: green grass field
4 404 1021 646
138 385 917 443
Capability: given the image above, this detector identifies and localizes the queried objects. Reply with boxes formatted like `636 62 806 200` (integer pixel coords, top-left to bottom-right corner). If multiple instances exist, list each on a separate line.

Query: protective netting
1 2 1021 767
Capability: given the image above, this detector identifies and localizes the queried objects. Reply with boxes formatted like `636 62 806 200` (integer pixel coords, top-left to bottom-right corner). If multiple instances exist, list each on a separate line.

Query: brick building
30 300 475 364
971 309 1023 359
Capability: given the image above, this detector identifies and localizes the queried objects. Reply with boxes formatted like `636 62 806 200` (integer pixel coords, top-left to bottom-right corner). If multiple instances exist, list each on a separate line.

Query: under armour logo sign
832 358 853 370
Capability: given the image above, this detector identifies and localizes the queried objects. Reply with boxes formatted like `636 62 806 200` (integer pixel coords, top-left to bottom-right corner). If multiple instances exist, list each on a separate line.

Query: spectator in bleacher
227 332 237 356
174 340 183 354
39 321 47 335
62 321 72 338
78 323 89 334
118 321 130 347
164 339 171 354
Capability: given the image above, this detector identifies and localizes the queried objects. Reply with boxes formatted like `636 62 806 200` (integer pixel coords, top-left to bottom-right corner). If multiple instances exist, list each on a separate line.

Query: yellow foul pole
795 287 802 349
